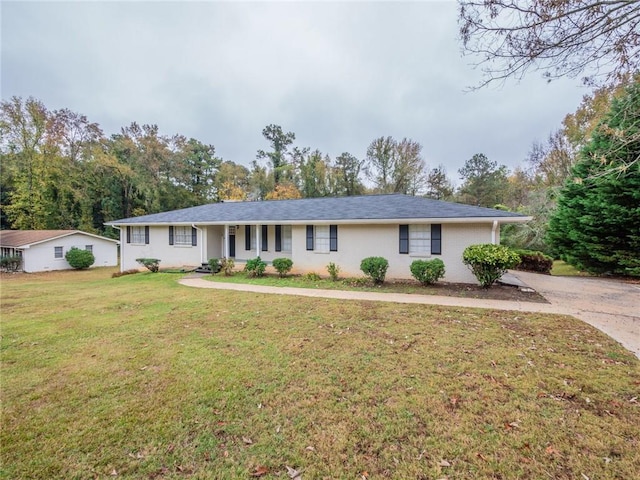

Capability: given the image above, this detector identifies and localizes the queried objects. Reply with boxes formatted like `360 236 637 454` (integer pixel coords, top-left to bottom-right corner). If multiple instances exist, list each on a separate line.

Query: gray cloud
2 1 588 184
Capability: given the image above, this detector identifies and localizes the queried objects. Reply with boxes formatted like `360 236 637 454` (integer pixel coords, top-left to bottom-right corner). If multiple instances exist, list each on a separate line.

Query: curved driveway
179 273 640 359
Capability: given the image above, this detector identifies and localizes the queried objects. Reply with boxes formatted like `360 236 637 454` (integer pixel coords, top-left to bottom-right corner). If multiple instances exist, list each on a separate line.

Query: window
399 224 442 255
315 225 330 253
169 226 197 246
85 245 93 253
282 225 292 252
54 246 63 259
174 226 192 245
126 226 149 244
409 224 430 255
306 225 337 253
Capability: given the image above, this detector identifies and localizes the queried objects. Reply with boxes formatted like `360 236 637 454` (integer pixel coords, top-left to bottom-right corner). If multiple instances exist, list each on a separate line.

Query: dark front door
229 233 236 257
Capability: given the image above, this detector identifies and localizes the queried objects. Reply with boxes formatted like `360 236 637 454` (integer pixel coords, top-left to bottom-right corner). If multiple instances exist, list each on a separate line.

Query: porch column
224 225 230 258
255 224 261 258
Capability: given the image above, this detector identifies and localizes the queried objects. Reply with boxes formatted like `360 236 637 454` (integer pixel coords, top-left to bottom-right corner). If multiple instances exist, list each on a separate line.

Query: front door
229 229 236 258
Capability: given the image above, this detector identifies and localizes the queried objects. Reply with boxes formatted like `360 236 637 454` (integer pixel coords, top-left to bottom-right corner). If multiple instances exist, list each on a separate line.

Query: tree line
0 96 523 236
1 79 638 277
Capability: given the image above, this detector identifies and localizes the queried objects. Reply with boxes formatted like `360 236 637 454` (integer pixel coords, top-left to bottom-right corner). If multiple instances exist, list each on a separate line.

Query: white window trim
131 226 146 245
409 224 431 257
282 225 292 253
173 226 192 246
314 225 330 254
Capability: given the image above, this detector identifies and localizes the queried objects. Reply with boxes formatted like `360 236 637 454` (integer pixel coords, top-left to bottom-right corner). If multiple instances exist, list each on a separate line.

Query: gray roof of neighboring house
107 194 529 226
0 230 119 248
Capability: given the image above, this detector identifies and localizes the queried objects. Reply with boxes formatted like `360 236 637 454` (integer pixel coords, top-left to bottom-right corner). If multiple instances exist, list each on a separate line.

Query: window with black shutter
169 226 174 245
261 225 268 251
275 225 282 252
245 225 251 250
431 224 442 255
329 225 338 252
399 225 409 254
191 227 197 247
306 225 314 250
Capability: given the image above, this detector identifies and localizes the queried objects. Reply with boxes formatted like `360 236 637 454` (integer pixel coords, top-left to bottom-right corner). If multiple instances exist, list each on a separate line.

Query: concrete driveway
511 271 640 358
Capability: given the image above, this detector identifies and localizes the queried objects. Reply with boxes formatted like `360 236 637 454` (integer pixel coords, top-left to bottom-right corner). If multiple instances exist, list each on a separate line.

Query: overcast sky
2 1 590 184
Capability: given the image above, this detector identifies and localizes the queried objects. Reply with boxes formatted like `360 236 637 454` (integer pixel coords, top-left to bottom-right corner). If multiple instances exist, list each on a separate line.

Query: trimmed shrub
512 249 553 274
272 257 293 277
360 256 389 285
65 247 95 269
220 257 235 276
0 255 22 272
326 262 341 282
462 244 520 288
208 258 222 274
136 258 160 273
245 257 267 277
410 258 445 285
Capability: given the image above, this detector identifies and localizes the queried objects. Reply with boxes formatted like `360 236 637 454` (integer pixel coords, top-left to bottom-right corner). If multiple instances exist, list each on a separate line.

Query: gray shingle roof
107 194 528 226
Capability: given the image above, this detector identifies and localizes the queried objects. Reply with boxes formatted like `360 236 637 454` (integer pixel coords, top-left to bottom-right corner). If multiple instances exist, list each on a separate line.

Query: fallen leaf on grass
250 465 269 477
286 465 302 479
242 436 253 445
110 469 118 476
545 446 560 456
439 459 451 467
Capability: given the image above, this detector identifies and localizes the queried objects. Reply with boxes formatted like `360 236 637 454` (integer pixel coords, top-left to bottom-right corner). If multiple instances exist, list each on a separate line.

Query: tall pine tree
547 82 640 276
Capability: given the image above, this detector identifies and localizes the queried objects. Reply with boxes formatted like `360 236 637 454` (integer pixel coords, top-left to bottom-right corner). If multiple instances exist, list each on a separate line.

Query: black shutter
399 225 409 254
169 226 174 245
261 225 268 251
330 225 338 252
192 227 197 246
306 225 314 251
245 225 251 250
144 226 149 245
126 226 131 244
275 225 282 252
431 224 442 255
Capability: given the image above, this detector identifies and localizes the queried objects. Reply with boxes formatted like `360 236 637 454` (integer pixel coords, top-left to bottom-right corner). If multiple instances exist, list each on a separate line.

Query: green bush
304 272 321 281
512 249 553 274
0 255 22 272
462 244 520 288
410 258 445 285
136 258 160 273
326 262 341 281
360 256 389 285
65 247 95 269
272 257 293 277
245 257 267 277
220 257 235 276
208 258 221 274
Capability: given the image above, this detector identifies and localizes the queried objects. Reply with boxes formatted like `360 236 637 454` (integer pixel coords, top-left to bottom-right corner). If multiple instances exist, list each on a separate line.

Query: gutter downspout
192 224 204 265
112 226 123 272
491 220 498 245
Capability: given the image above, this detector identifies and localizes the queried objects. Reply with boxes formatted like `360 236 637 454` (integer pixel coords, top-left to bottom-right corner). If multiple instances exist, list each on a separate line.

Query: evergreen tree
547 82 640 276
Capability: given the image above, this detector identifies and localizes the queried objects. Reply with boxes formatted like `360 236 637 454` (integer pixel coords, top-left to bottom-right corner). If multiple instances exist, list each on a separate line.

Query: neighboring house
0 230 119 273
106 194 530 284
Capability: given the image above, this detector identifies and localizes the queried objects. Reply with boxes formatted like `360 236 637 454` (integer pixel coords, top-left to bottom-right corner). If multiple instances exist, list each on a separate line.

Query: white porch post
224 225 230 258
255 224 260 258
491 220 498 244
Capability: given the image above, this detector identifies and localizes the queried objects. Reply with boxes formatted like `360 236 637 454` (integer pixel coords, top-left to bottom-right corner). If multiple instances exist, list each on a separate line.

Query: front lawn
1 269 638 479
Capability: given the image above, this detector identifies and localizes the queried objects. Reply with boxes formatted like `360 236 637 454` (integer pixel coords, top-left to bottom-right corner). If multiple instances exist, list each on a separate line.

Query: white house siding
205 226 224 260
22 233 118 273
120 226 202 271
290 223 496 284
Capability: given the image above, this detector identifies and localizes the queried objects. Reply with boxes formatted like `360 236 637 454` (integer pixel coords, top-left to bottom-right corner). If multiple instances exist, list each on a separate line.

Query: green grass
2 268 639 479
551 260 592 276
